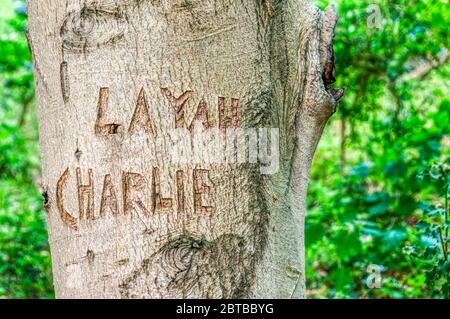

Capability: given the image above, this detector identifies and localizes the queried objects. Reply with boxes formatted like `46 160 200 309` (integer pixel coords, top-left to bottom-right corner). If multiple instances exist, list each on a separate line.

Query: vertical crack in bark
297 5 346 122
320 6 346 103
284 5 347 298
42 186 51 214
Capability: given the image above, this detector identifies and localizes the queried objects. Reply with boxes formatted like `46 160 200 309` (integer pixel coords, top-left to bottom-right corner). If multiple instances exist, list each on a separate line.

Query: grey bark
27 0 344 298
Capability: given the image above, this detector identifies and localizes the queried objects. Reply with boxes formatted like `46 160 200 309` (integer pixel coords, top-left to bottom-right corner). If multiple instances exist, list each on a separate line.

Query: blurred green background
0 0 448 298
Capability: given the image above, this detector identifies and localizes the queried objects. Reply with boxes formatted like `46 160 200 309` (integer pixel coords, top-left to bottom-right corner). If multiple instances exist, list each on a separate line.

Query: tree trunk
27 0 344 299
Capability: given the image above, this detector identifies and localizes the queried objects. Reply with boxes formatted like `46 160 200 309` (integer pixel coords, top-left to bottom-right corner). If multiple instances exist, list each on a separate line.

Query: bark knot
320 6 346 105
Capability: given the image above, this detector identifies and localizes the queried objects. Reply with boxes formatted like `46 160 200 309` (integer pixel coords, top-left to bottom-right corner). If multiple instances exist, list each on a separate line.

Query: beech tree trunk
27 0 344 299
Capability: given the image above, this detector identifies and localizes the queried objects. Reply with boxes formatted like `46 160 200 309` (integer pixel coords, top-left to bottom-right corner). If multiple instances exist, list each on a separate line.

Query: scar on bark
75 148 82 161
60 61 70 103
118 233 253 298
86 249 95 264
119 258 152 299
60 5 127 53
56 168 78 230
320 6 346 102
42 186 51 214
115 258 129 266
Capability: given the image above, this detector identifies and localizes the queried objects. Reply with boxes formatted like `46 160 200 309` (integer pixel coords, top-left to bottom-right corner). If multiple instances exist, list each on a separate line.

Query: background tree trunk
27 0 343 298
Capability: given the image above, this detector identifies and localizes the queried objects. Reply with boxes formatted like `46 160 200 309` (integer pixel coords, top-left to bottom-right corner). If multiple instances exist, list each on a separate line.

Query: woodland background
0 0 448 298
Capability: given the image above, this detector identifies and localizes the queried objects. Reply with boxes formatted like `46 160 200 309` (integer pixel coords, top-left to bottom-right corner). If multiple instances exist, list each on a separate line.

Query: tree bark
27 0 344 299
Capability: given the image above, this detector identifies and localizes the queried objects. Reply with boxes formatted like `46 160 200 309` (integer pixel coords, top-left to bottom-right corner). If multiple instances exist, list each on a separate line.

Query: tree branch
401 50 449 83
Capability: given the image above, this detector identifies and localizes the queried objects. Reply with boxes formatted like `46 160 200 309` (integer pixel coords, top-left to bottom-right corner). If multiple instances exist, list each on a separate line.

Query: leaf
306 222 326 246
382 229 407 249
369 201 390 216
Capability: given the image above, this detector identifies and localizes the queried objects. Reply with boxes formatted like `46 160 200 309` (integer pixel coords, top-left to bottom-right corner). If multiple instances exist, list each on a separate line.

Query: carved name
55 87 242 230
94 87 239 136
56 168 213 230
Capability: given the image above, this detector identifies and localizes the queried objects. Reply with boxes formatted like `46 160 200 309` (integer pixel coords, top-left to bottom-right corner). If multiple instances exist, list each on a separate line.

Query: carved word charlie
56 167 212 231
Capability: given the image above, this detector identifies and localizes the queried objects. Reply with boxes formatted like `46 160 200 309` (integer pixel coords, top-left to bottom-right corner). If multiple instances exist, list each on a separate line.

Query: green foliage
0 0 54 298
307 0 449 298
404 163 449 298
